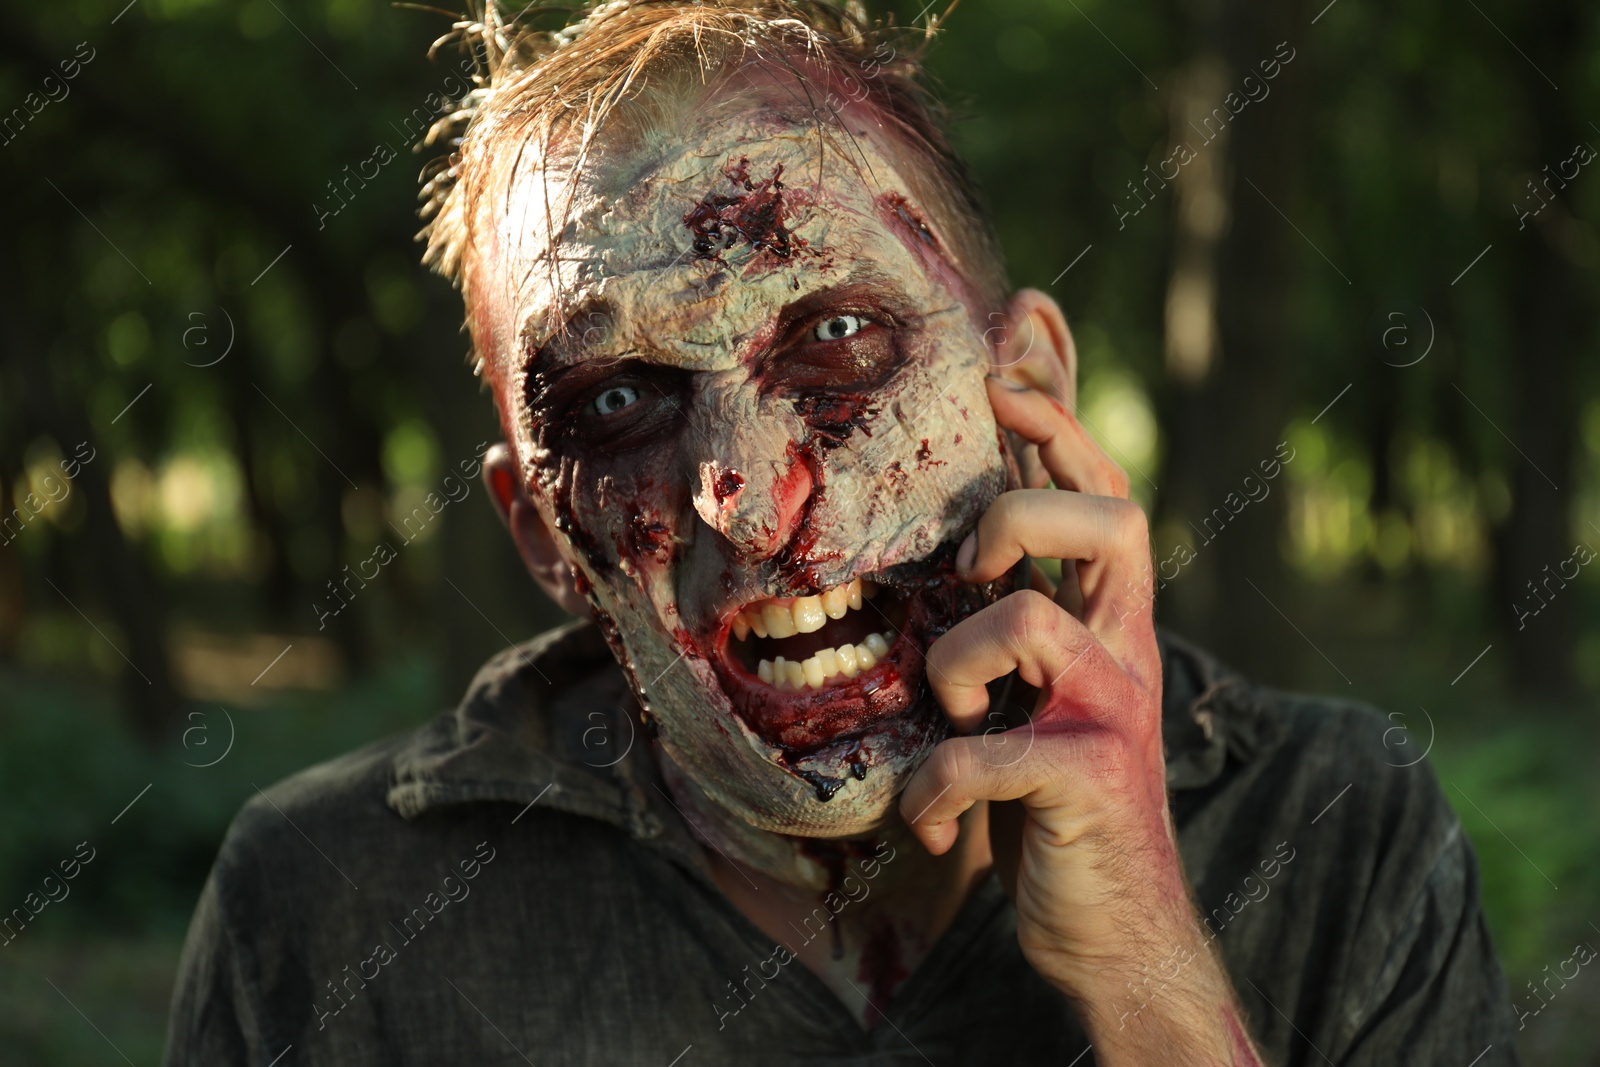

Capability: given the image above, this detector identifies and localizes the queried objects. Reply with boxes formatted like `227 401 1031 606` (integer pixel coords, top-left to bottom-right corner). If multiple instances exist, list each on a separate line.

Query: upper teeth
730 578 870 641
729 578 893 690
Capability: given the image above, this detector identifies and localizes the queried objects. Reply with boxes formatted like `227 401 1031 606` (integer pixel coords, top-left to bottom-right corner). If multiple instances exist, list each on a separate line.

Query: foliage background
1 0 1597 1061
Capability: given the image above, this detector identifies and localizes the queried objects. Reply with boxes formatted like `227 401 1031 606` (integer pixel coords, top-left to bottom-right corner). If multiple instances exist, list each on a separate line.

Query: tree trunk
1486 0 1594 699
1156 0 1310 682
0 266 178 742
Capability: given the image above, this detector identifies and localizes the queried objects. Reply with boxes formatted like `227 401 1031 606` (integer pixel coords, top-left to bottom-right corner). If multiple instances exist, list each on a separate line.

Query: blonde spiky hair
415 0 1007 372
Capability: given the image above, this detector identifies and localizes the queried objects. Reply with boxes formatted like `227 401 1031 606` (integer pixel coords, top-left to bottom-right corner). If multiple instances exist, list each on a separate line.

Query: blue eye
590 385 640 416
813 314 864 341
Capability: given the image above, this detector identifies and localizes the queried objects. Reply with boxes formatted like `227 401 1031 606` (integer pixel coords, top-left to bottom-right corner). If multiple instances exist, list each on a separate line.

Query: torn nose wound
694 455 812 559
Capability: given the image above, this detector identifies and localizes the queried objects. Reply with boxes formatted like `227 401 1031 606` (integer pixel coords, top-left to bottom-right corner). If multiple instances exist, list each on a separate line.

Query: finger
900 735 1030 853
924 589 1129 731
954 491 1154 669
986 377 1130 500
900 730 1115 855
958 490 1145 588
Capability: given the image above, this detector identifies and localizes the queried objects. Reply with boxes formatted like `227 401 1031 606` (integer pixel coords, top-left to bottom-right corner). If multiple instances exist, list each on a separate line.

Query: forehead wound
504 116 951 369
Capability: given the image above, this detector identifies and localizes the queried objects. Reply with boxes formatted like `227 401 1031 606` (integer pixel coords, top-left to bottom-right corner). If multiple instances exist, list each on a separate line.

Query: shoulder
171 725 450 1055
197 705 638 974
209 725 435 901
1165 639 1517 1059
1163 632 1454 858
211 621 617 889
1222 672 1455 867
1165 634 1468 958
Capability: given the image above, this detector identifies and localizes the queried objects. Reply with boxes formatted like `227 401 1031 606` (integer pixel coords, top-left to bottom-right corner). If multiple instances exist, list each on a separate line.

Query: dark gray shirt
163 623 1521 1065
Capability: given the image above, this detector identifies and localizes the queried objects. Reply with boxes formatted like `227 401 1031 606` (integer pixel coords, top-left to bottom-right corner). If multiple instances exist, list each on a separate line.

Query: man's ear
986 288 1078 410
481 442 591 617
986 289 1078 489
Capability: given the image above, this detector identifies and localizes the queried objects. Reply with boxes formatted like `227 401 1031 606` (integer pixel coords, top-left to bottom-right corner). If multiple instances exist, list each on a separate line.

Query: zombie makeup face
487 98 1018 837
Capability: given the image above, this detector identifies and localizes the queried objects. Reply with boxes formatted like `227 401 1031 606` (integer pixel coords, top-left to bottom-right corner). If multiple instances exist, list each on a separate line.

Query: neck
654 744 993 1027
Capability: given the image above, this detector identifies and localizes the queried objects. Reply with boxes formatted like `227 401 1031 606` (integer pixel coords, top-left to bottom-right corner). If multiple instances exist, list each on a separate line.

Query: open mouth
709 551 986 766
727 578 902 691
701 545 1018 801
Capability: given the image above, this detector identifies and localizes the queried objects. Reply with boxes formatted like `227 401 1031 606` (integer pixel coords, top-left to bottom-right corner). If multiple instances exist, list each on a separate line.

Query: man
165 1 1519 1063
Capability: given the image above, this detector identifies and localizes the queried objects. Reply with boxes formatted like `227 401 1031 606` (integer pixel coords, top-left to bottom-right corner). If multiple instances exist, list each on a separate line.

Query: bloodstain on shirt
857 916 909 1028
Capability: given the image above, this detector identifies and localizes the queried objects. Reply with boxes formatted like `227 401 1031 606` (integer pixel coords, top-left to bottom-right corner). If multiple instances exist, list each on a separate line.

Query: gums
683 157 809 265
768 660 908 752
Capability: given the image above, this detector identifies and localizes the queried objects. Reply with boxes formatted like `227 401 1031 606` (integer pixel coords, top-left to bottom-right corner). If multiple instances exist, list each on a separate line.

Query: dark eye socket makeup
704 307 890 401
522 354 685 451
521 283 933 452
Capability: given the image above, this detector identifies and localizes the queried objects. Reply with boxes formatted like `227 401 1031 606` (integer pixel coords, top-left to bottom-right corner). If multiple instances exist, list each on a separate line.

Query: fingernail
956 531 977 575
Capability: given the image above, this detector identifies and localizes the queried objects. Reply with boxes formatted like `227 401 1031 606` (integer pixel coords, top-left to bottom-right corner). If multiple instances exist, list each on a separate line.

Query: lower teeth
758 632 893 690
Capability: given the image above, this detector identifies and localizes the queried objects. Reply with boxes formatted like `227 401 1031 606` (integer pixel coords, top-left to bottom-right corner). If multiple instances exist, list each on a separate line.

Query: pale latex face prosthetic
487 94 1017 837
